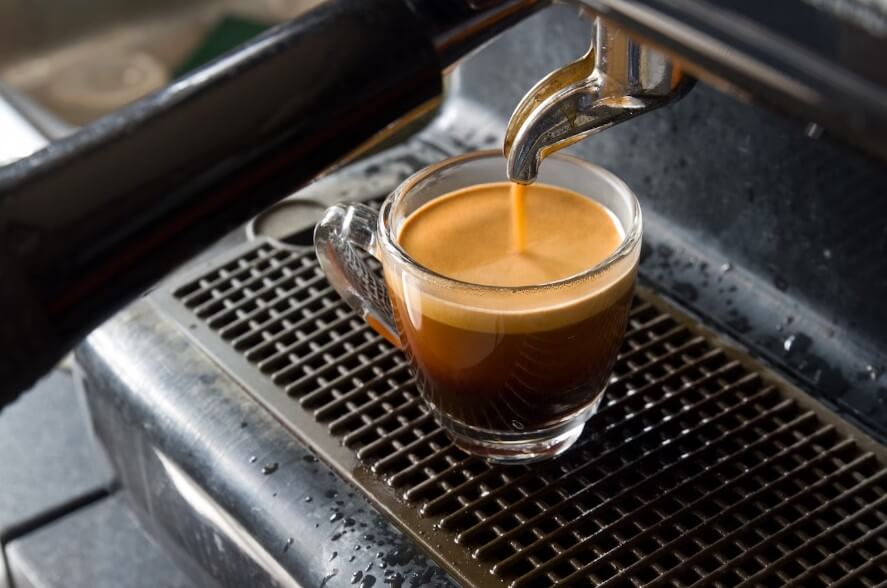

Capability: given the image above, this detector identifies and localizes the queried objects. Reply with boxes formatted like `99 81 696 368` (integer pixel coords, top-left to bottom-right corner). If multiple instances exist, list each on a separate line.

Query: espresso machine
2 0 887 586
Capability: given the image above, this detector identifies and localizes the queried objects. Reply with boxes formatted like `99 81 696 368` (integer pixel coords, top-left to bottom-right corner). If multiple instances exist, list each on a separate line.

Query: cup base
432 392 603 464
447 421 585 464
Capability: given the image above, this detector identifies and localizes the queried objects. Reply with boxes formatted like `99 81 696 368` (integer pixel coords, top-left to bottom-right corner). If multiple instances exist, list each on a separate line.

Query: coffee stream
510 182 528 253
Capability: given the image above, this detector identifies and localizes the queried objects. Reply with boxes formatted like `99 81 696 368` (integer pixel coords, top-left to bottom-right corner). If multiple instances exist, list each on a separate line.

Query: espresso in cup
391 181 634 432
316 151 641 462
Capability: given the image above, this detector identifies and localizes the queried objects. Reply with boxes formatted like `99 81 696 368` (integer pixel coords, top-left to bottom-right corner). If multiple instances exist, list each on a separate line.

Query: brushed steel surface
76 296 455 588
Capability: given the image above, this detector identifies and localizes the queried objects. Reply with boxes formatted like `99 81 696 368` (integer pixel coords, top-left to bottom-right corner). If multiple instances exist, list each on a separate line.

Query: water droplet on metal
804 122 824 138
511 420 525 430
351 571 364 585
866 365 879 380
329 551 338 561
320 569 338 588
305 496 313 503
784 334 796 352
409 568 435 587
719 262 732 274
360 574 377 588
283 537 293 552
262 462 279 475
330 512 344 522
249 456 257 464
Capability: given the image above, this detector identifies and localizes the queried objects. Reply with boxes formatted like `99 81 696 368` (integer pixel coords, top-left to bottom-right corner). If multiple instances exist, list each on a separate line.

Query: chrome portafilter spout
505 10 693 184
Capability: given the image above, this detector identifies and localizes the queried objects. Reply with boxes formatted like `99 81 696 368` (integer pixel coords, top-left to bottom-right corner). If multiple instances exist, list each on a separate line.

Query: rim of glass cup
378 149 642 293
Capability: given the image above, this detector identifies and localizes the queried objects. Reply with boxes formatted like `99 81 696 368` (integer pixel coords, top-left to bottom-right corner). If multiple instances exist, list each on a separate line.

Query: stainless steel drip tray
154 237 887 588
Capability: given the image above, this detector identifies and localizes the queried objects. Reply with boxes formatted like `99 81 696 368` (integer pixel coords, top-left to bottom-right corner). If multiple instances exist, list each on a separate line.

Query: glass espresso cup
314 151 641 463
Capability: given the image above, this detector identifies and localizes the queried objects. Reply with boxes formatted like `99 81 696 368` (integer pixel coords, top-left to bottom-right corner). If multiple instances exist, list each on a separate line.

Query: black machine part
0 0 545 409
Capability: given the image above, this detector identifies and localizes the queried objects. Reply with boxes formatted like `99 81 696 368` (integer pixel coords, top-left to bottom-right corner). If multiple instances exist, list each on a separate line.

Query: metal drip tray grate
164 240 887 587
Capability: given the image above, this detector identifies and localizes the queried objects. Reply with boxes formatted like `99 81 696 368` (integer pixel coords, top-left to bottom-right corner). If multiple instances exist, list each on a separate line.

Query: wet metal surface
639 225 887 442
162 238 887 587
76 296 456 588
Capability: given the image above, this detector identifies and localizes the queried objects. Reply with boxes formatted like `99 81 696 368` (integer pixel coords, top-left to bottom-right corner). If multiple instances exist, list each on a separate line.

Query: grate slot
280 330 387 396
170 242 887 588
233 285 337 352
206 257 319 330
463 380 779 557
175 245 285 306
731 484 887 587
830 551 887 588
217 270 329 341
195 249 297 321
446 363 753 513
636 446 875 588
488 398 811 579
441 368 751 528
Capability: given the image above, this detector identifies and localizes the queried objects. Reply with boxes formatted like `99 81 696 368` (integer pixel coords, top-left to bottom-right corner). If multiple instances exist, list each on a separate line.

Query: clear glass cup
314 150 641 463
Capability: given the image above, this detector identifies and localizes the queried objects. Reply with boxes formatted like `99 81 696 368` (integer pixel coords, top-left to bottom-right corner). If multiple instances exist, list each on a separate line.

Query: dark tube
0 0 442 403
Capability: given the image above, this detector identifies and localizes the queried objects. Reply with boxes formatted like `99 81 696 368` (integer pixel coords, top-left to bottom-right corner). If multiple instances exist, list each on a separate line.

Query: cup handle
314 203 401 347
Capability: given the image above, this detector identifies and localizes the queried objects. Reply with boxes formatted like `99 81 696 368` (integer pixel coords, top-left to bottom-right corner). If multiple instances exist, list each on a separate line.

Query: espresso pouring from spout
505 9 693 184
